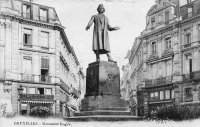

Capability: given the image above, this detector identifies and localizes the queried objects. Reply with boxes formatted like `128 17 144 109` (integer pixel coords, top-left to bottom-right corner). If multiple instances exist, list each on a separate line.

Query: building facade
0 0 85 117
125 0 200 116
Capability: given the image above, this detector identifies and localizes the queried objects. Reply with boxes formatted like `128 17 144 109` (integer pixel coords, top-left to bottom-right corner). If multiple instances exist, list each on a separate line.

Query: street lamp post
17 85 24 115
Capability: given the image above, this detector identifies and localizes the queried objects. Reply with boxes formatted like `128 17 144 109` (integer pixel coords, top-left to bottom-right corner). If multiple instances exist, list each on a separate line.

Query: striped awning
21 100 54 104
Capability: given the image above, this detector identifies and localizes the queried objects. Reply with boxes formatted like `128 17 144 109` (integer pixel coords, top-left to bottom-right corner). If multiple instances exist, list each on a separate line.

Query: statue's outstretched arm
107 19 120 31
86 16 94 30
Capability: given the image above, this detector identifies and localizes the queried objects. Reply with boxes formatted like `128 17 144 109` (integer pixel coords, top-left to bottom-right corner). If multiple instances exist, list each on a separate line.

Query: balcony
182 12 193 20
39 16 48 22
162 49 174 58
145 76 173 87
183 41 200 50
22 13 32 19
23 43 32 48
182 71 200 81
59 79 70 94
185 96 193 102
183 43 191 48
21 73 34 82
69 87 79 99
20 94 54 102
147 53 159 63
40 75 51 83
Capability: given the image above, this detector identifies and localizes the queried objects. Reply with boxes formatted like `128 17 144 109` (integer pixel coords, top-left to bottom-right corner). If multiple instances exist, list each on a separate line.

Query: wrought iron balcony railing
20 94 54 101
59 79 70 94
39 16 49 22
23 44 32 48
185 96 193 102
162 48 174 57
182 71 200 81
69 87 79 99
145 76 173 87
22 13 32 19
182 12 193 20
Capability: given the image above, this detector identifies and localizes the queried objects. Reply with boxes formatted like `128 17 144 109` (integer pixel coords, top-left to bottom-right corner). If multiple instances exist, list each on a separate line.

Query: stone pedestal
80 61 127 111
65 61 142 121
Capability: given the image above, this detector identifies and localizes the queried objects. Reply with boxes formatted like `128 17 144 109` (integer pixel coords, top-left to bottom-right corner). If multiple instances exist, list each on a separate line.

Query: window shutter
23 34 26 44
46 59 49 69
28 34 32 45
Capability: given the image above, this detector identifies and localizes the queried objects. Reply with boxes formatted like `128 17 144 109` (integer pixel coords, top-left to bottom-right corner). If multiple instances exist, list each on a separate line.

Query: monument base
65 61 142 121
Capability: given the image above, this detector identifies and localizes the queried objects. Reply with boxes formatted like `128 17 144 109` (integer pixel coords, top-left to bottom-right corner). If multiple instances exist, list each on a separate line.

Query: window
41 58 49 82
185 88 193 99
165 37 172 49
40 32 49 48
22 87 27 94
46 88 52 95
23 29 32 47
187 7 193 18
150 92 154 100
29 87 36 94
41 58 49 69
151 17 155 27
155 92 159 100
40 8 48 22
185 33 191 44
22 56 32 74
151 41 157 54
23 4 31 19
171 90 175 99
166 62 172 76
160 91 164 100
165 90 170 99
187 0 195 3
165 11 169 24
37 88 44 95
185 55 193 74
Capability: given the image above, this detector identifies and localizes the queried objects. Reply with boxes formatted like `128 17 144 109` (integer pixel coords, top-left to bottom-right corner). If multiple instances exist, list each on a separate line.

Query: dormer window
151 17 155 27
187 6 193 18
23 4 32 19
40 8 48 22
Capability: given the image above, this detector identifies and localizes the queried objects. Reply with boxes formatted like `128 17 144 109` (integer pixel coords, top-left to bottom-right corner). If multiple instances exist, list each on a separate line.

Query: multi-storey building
121 51 131 102
178 0 200 109
126 0 200 116
0 0 85 117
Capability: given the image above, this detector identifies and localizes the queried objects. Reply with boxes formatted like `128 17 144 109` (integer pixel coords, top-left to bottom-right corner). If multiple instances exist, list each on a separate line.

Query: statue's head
97 4 105 13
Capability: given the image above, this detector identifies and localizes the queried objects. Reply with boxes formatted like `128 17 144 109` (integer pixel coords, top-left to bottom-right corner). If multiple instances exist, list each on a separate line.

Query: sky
34 0 155 74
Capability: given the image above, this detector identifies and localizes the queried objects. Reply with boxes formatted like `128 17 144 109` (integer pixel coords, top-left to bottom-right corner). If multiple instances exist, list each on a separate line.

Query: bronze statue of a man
86 4 120 62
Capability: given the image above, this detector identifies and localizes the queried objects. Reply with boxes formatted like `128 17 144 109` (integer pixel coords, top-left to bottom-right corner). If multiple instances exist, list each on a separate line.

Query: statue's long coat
87 14 115 54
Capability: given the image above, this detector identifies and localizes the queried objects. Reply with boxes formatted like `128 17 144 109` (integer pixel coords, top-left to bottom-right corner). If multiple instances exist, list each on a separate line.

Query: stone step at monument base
65 110 143 121
80 107 128 112
64 115 143 121
74 110 132 116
